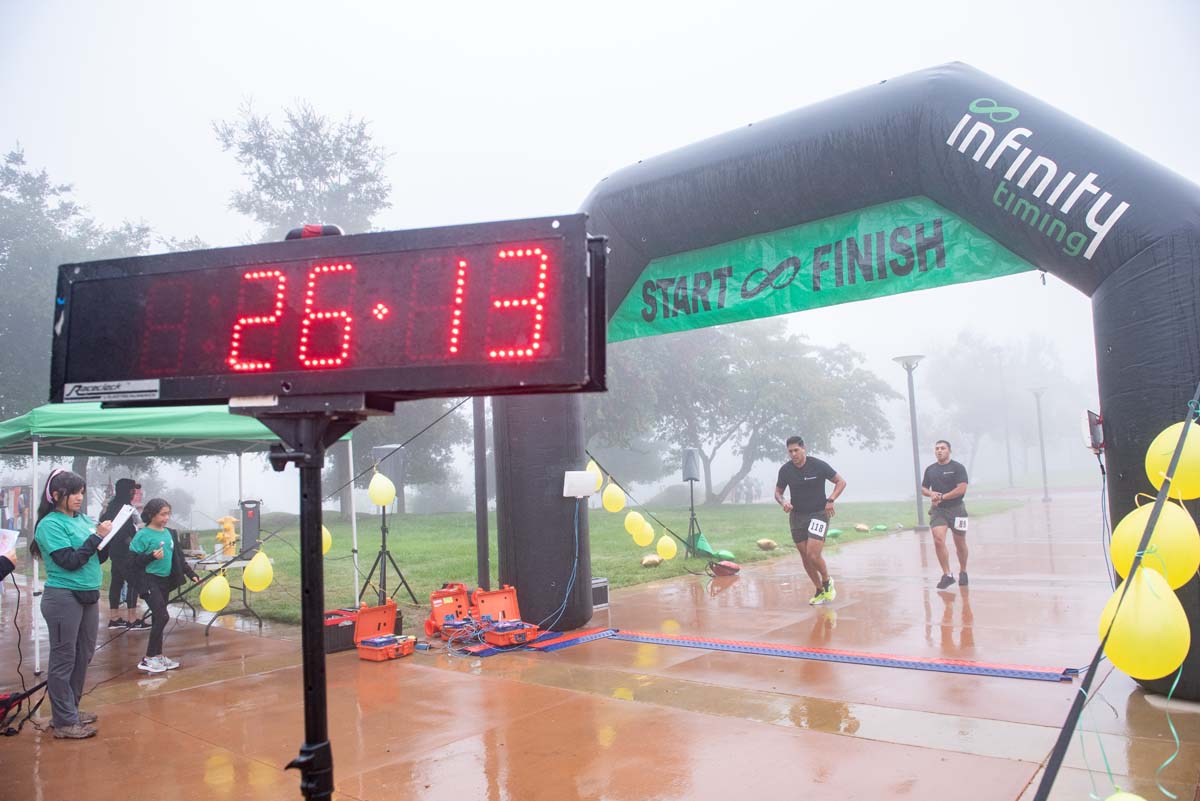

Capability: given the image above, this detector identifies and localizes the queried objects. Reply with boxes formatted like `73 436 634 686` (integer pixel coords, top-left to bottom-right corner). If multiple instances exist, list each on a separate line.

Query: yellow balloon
601 483 626 513
368 471 398 506
1104 794 1147 801
1098 567 1191 680
632 522 654 548
624 511 645 535
586 460 603 491
322 525 332 556
200 574 231 612
243 551 274 592
1145 420 1200 499
1110 501 1200 589
656 535 678 560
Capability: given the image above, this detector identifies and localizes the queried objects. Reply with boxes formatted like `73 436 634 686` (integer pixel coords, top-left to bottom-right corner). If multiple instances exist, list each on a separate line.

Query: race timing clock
50 214 605 405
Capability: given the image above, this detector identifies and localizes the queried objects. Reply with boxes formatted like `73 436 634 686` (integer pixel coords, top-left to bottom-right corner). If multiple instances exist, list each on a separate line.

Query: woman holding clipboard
129 498 198 674
31 469 113 740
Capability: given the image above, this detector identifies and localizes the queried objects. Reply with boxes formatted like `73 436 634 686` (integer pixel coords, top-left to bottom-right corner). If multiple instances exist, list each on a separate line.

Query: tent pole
238 451 245 503
31 436 41 675
347 438 359 604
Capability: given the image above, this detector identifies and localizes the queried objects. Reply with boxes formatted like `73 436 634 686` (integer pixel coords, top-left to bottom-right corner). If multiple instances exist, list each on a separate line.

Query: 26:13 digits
219 246 552 372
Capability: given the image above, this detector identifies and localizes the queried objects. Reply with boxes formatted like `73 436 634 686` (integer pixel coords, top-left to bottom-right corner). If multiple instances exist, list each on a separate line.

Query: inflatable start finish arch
492 62 1200 698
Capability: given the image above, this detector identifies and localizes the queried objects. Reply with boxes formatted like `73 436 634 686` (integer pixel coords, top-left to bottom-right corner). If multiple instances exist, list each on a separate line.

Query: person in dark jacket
129 498 198 673
31 469 113 739
101 478 147 631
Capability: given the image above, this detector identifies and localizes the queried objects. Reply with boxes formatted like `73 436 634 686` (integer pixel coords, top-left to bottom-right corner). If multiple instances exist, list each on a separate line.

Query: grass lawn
151 497 1020 631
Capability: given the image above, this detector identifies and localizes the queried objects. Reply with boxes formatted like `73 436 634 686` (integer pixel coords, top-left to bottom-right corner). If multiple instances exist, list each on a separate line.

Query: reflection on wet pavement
2 490 1197 800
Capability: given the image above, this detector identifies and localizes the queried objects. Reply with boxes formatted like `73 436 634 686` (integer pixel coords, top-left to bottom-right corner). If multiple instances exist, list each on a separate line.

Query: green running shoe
824 577 837 602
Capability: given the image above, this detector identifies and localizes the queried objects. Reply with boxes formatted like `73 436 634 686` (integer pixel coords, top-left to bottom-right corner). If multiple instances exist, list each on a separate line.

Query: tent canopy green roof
0 403 291 457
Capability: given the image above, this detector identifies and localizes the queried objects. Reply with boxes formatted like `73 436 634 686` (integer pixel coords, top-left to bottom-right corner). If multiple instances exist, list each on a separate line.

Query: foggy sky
2 0 1196 521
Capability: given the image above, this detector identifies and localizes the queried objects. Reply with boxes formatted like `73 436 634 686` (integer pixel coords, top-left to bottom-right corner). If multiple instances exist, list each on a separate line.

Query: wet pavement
2 490 1197 800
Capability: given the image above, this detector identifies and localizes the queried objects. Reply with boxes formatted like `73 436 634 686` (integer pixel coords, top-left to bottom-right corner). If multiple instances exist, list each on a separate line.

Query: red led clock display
51 215 602 405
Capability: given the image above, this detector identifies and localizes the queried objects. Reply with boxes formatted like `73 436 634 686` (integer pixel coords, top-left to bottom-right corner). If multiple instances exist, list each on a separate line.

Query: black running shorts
929 502 968 533
789 510 829 543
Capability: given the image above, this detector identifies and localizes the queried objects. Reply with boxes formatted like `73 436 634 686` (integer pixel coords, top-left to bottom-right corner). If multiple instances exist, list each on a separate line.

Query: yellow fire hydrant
216 516 239 557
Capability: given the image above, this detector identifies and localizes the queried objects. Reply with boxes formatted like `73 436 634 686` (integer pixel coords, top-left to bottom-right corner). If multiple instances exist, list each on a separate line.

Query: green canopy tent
0 403 362 673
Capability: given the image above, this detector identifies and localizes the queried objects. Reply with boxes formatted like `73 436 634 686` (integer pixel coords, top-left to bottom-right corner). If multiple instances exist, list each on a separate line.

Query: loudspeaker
372 445 406 487
239 499 262 556
682 448 701 483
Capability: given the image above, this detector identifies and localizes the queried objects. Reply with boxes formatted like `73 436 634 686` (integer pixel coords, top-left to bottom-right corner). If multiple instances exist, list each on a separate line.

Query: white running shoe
157 655 180 670
138 657 166 674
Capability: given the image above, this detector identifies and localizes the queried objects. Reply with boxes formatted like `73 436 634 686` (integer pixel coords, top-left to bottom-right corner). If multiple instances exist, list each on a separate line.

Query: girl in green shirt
129 498 198 673
31 469 113 740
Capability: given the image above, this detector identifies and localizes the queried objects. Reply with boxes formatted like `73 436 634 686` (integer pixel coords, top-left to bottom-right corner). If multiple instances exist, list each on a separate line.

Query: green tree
0 148 154 419
216 102 402 518
587 321 898 504
214 101 392 242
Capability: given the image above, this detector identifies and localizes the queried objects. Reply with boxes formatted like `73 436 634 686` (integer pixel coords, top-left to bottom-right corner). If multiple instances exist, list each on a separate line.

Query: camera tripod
358 505 418 605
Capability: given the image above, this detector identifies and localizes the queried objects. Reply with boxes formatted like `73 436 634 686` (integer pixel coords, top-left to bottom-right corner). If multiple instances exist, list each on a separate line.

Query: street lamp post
893 355 928 530
1031 388 1051 502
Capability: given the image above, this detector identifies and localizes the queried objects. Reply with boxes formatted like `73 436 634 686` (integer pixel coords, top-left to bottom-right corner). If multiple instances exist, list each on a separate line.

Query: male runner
922 439 970 589
775 436 847 605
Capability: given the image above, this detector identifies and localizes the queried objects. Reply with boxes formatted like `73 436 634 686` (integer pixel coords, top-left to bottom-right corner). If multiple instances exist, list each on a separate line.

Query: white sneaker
157 655 180 670
138 657 166 674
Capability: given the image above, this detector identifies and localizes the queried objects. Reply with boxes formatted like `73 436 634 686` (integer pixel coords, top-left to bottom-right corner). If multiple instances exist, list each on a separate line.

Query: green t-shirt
131 526 174 577
35 511 102 590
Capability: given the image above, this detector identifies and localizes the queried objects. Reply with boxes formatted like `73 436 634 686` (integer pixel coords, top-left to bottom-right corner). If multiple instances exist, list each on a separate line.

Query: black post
378 505 388 605
240 393 384 801
292 418 333 800
474 396 490 590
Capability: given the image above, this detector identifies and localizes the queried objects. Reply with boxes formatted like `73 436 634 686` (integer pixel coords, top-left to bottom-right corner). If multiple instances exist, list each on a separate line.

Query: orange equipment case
424 582 474 637
354 600 414 661
472 585 521 624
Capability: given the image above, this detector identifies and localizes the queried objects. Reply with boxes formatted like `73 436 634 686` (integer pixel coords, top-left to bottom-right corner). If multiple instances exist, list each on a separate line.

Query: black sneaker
936 574 956 590
107 619 127 630
959 572 969 586
128 619 151 631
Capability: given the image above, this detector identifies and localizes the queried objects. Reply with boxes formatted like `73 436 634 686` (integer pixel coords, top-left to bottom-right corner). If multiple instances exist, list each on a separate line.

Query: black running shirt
776 457 837 514
922 460 969 494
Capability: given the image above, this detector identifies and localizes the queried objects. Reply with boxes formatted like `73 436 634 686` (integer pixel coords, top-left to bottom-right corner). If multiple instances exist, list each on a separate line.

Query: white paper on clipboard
97 505 135 549
0 528 17 554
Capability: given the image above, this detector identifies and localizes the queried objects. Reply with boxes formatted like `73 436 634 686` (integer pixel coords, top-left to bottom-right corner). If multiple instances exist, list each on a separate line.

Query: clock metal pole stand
234 393 393 801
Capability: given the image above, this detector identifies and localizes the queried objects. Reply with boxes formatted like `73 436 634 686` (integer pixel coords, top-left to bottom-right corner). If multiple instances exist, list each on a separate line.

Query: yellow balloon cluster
594 464 680 561
1104 792 1147 801
1110 501 1200 589
200 573 231 612
1145 420 1200 499
322 524 332 556
243 551 274 592
1097 420 1200 681
368 471 398 506
1099 567 1191 680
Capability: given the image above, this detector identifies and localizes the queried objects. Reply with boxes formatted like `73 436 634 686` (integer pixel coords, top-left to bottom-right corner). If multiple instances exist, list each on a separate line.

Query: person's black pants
107 556 140 611
142 575 172 657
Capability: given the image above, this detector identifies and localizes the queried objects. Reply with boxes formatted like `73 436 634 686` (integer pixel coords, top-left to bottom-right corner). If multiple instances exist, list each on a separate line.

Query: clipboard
98 505 135 549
